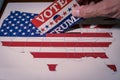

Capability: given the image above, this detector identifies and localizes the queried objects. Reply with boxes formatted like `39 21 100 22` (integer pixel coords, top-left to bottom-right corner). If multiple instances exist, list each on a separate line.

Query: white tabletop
0 3 120 80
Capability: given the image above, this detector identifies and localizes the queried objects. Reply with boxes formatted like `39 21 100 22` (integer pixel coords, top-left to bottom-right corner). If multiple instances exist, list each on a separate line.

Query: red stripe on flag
2 42 112 47
31 52 108 58
107 64 117 72
47 64 57 71
46 33 112 37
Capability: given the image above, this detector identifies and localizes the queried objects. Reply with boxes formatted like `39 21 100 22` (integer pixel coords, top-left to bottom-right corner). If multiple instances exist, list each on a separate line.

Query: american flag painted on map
0 10 117 71
0 11 42 37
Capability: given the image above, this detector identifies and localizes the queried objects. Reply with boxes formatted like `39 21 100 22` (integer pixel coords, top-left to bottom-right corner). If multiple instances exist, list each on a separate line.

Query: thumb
72 1 104 18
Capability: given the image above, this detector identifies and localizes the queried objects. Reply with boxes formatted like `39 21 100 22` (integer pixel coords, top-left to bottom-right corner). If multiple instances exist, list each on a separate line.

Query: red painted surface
107 65 117 72
31 52 108 58
47 64 57 71
46 33 112 37
2 42 112 47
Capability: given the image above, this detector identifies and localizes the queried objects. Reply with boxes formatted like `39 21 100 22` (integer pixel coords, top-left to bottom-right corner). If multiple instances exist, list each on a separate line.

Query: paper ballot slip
31 0 81 35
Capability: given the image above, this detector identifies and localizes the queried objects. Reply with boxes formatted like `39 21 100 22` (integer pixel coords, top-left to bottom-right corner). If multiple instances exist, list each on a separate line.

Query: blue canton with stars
0 11 45 37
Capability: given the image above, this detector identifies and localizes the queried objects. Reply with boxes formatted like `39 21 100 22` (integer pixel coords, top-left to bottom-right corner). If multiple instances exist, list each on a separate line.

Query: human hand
72 0 120 19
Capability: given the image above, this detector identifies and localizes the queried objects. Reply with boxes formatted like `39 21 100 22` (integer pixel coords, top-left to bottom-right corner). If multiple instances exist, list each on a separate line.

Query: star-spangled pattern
0 11 45 37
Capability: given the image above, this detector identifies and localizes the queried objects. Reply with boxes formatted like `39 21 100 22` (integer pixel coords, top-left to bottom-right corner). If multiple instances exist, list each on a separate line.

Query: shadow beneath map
67 17 120 31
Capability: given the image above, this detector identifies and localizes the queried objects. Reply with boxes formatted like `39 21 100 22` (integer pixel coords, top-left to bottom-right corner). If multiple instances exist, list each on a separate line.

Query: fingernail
72 7 80 17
